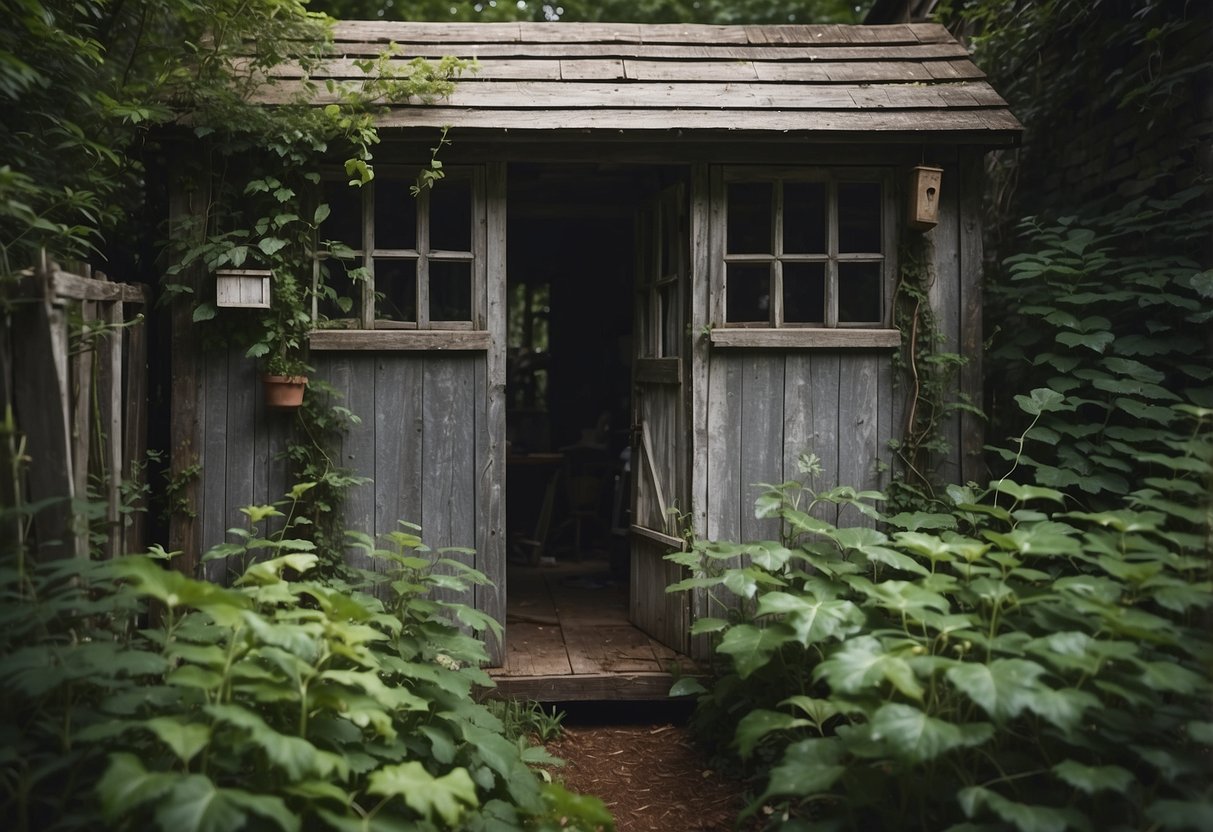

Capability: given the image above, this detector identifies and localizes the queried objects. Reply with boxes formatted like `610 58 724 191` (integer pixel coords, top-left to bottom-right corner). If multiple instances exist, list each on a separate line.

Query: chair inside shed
496 163 688 698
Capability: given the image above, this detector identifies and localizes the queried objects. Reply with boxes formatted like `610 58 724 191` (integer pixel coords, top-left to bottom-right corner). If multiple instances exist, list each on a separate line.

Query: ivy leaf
145 717 211 765
958 786 1071 832
367 762 479 825
97 753 176 821
752 738 845 805
868 703 993 763
669 676 707 697
755 592 861 645
313 203 331 224
153 776 247 832
718 623 796 679
258 237 287 256
191 302 216 323
780 695 838 730
946 659 1046 722
205 704 348 780
734 709 812 759
813 635 924 700
1051 760 1134 794
1014 387 1069 416
689 617 728 635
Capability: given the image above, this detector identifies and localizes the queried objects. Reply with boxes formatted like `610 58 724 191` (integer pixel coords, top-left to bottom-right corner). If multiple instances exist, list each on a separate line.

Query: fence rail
1 254 152 560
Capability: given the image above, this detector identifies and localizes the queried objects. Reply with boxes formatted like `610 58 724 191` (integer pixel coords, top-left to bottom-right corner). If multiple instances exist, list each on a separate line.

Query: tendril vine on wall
890 231 971 510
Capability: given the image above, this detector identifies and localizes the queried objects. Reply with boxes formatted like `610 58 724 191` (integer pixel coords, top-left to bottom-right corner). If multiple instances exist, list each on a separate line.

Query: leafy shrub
0 495 611 832
671 397 1212 831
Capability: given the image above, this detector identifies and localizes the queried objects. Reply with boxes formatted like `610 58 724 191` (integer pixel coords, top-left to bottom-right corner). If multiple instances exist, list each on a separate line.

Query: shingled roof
259 21 1021 143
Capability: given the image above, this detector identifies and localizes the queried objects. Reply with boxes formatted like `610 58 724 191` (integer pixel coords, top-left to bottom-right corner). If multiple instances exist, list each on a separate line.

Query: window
314 166 485 340
638 187 685 359
714 168 897 349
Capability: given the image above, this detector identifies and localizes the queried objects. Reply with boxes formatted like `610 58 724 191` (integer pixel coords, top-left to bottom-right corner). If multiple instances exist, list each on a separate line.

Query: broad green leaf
205 704 348 780
145 717 211 765
846 578 950 618
367 761 479 826
780 695 838 730
1014 387 1068 416
753 738 845 805
154 776 246 832
1145 800 1213 832
689 617 728 635
867 703 992 763
1136 660 1206 694
755 592 862 645
718 623 796 679
734 709 812 758
958 786 1070 832
258 237 287 255
668 676 707 697
1051 760 1134 794
813 635 924 700
97 753 176 821
945 660 1045 721
1023 687 1099 731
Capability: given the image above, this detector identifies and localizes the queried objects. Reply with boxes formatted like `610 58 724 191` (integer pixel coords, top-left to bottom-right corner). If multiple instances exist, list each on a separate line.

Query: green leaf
753 738 845 805
1051 760 1134 794
868 703 993 763
668 676 707 697
205 704 348 780
734 709 811 759
814 635 924 700
689 617 728 635
367 762 479 825
780 695 838 730
97 753 176 821
154 777 246 832
1145 799 1213 831
945 659 1046 722
1014 387 1068 416
192 302 216 323
145 717 211 765
958 786 1070 832
718 623 796 679
755 592 862 645
258 237 287 256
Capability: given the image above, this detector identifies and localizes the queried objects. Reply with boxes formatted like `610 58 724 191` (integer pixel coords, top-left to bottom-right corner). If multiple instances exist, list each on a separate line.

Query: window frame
711 165 899 349
310 164 489 351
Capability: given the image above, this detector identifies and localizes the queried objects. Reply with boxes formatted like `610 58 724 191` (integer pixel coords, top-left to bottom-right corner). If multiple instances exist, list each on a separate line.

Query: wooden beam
309 329 491 351
709 327 900 349
634 356 681 385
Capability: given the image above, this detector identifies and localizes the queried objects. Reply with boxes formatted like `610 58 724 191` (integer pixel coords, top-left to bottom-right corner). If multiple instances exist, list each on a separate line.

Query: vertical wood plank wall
703 349 897 545
196 350 499 654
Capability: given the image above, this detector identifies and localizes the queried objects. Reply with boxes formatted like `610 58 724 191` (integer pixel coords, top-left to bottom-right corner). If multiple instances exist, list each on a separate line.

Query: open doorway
495 164 690 697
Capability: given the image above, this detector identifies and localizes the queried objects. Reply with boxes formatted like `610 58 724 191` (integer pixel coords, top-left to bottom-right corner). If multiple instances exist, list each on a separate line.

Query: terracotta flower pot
262 374 308 409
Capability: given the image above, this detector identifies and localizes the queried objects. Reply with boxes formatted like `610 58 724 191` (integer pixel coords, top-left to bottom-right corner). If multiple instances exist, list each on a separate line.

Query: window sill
709 328 900 349
309 330 490 351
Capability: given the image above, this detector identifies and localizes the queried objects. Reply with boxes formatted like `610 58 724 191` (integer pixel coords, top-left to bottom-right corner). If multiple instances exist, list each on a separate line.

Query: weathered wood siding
195 349 504 662
703 348 897 543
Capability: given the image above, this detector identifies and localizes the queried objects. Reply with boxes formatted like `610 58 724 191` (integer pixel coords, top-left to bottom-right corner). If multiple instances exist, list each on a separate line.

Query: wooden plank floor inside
488 558 695 702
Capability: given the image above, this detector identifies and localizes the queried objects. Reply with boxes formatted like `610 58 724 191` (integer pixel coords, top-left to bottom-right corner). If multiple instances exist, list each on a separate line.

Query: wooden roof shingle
256 21 1021 143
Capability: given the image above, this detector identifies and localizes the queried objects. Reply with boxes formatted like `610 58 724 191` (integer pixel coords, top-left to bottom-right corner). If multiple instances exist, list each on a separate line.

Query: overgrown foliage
671 397 1212 829
0 492 611 831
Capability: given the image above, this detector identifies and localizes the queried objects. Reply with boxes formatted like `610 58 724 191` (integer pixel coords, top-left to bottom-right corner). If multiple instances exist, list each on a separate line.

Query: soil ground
543 702 755 832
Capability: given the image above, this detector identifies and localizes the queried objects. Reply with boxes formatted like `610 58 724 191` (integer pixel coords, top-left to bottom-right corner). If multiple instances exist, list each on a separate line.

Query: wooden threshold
483 558 701 702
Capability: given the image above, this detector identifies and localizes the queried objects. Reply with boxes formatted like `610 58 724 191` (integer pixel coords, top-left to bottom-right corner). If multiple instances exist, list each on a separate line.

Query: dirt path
544 710 751 832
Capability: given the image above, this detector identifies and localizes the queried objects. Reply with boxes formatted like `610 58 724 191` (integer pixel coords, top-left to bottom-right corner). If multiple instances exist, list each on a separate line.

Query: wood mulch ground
543 703 757 832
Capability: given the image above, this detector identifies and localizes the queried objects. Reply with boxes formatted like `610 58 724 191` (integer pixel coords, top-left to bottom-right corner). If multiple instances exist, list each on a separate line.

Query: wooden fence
1 254 152 560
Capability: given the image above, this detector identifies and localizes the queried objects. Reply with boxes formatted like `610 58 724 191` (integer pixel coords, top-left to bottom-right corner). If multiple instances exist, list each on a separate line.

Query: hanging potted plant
248 264 314 410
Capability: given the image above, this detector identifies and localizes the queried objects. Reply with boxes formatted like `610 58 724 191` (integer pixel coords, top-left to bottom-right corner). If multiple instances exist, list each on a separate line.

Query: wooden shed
170 21 1020 698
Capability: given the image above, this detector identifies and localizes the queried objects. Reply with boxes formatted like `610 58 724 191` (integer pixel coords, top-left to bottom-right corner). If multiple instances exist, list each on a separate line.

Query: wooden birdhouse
215 269 272 308
908 166 944 230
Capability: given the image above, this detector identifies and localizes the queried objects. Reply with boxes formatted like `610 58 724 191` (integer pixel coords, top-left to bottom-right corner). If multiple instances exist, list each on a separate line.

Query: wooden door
629 184 690 653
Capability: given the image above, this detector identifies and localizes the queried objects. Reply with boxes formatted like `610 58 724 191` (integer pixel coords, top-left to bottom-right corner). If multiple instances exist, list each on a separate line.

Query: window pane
321 180 363 251
430 260 472 322
374 258 417 322
783 262 826 324
838 261 883 323
838 182 882 253
430 178 472 252
374 178 418 250
783 182 827 254
726 263 771 323
659 282 680 357
315 260 359 322
727 182 773 254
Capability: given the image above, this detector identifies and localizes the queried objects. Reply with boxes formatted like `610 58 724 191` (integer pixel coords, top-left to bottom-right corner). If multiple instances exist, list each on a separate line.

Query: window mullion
362 184 376 329
773 181 784 327
417 189 431 329
826 180 839 329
